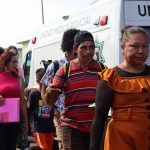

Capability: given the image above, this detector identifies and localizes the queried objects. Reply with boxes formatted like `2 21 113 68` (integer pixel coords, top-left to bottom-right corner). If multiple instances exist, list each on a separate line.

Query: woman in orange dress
90 26 150 150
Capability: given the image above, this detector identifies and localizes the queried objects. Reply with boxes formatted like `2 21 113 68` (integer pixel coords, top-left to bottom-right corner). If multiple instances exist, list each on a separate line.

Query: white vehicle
23 0 150 89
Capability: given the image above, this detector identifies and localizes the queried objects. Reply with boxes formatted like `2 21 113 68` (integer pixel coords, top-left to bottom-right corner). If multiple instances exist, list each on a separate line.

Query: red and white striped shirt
52 59 104 132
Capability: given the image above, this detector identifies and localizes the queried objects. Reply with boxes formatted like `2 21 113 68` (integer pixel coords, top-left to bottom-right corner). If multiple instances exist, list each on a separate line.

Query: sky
0 0 94 48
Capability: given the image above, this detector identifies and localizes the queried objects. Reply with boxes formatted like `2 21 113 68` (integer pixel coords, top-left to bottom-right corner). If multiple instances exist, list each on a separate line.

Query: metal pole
41 0 44 24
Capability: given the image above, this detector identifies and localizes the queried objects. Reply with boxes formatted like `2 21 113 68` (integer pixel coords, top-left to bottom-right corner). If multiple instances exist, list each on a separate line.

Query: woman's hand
0 95 4 106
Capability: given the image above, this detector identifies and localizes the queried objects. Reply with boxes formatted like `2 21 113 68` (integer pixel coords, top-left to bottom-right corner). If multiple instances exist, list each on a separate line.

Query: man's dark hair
36 68 45 81
74 30 94 47
61 28 80 52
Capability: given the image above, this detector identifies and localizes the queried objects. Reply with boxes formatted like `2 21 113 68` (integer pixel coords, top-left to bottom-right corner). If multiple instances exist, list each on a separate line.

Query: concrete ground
16 143 36 150
16 136 36 150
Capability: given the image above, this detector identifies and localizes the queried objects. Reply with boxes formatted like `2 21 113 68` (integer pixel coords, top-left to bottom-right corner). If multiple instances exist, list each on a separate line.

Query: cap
74 31 94 46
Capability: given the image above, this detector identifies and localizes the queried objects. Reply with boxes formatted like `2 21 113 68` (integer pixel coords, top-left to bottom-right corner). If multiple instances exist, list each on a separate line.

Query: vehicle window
24 51 32 88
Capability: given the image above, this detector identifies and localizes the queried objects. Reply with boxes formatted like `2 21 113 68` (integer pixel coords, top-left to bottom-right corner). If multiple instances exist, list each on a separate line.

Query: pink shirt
0 72 20 98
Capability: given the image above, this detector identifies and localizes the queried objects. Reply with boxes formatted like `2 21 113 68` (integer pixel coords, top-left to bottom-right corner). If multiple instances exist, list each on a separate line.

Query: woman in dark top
90 26 150 150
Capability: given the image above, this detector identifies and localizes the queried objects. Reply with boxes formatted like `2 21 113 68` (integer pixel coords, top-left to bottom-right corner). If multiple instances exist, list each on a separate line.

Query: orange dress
98 68 150 150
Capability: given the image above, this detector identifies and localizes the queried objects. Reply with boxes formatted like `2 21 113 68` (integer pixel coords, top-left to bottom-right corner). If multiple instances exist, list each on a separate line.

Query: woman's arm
90 80 114 150
20 78 28 135
0 95 4 105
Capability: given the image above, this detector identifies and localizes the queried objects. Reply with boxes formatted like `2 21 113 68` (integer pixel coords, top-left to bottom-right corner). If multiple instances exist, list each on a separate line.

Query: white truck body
24 0 150 89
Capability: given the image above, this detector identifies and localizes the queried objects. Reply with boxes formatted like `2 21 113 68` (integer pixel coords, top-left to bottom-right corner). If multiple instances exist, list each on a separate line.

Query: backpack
53 60 106 84
53 60 70 84
53 60 59 75
97 61 107 70
40 60 52 70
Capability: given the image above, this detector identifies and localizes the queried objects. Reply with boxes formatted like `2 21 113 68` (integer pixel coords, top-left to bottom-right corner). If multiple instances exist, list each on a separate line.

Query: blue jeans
61 126 90 150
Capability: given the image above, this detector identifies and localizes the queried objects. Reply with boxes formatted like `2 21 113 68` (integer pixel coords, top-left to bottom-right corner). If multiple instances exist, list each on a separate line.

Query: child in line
29 68 55 150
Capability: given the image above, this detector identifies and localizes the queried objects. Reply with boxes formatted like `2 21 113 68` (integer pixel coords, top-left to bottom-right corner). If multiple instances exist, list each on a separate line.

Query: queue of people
0 25 149 150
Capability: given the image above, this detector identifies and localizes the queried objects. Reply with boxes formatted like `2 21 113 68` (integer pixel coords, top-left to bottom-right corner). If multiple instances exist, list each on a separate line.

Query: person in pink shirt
0 51 28 150
6 45 25 80
6 46 27 149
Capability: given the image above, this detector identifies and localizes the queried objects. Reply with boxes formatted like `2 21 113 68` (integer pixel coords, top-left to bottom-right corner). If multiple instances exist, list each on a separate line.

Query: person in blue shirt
29 68 55 150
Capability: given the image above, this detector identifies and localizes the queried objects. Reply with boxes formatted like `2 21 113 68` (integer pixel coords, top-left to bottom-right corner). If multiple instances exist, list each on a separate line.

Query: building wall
17 40 30 67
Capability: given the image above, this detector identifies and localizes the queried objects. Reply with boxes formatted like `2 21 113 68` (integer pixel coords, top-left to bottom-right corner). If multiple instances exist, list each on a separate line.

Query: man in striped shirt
45 31 105 150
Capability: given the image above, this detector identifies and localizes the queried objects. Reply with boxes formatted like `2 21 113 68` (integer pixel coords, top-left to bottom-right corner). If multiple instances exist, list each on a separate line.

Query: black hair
36 68 45 81
0 47 4 56
61 28 80 52
73 30 94 47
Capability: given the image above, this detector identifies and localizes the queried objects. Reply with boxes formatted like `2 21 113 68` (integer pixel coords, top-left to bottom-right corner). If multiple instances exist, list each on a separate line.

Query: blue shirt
29 90 54 133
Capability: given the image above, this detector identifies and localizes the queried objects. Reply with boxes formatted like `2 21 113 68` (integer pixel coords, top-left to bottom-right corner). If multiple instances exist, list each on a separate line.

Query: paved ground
16 136 60 150
16 143 36 150
16 136 36 150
